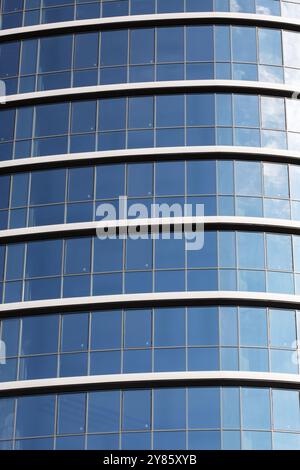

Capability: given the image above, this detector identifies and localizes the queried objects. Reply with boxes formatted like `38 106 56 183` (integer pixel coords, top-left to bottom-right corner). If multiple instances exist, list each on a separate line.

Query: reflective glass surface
1 305 300 381
1 94 300 162
0 386 299 449
2 159 300 230
3 25 300 94
1 230 300 303
0 1 299 31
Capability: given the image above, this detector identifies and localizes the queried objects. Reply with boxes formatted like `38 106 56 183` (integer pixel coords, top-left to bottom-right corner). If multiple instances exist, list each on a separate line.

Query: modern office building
1 0 300 450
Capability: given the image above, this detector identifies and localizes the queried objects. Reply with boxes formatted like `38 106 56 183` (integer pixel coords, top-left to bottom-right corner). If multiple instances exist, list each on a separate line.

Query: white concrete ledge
1 146 300 174
0 371 299 397
1 216 300 243
2 291 300 317
0 12 300 41
1 80 298 107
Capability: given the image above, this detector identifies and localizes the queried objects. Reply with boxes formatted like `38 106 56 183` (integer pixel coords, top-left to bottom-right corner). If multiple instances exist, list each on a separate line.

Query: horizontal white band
1 291 300 317
0 12 300 40
1 80 298 107
1 146 300 174
1 216 300 243
0 371 299 396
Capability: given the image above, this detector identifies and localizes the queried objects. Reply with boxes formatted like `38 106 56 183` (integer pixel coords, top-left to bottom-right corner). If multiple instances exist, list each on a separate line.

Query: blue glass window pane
93 238 123 272
155 161 185 195
125 309 152 348
74 32 99 69
261 97 285 130
234 95 259 127
259 29 282 66
0 109 15 142
26 239 62 277
71 101 96 134
154 388 186 430
188 430 221 450
0 398 14 440
130 29 154 64
153 431 186 451
68 167 93 203
20 39 38 75
56 435 85 450
187 94 214 126
99 98 126 131
64 237 91 274
273 432 300 450
263 163 288 198
39 35 72 72
1 318 19 357
270 349 298 374
157 27 184 62
188 347 219 370
0 42 20 78
154 308 185 347
30 169 65 204
215 26 231 62
93 273 123 295
242 431 272 450
21 315 59 355
186 26 213 61
11 173 29 207
232 27 257 62
187 231 217 268
126 239 152 270
123 349 151 373
240 348 269 372
35 103 69 137
155 238 185 269
156 95 184 127
101 30 128 66
6 244 25 280
0 176 10 209
222 431 241 450
90 350 121 375
238 270 266 292
16 395 55 438
239 308 267 347
127 163 153 197
154 269 185 293
88 391 120 433
87 433 119 450
131 0 155 14
19 355 57 380
188 307 218 346
187 269 218 291
122 390 151 431
96 164 125 199
61 313 88 352
154 348 185 372
91 310 122 349
220 307 238 346
273 390 300 431
59 353 88 377
237 232 265 269
129 97 154 129
266 234 292 271
187 161 216 195
270 309 296 348
241 388 271 430
222 388 240 429
188 388 220 429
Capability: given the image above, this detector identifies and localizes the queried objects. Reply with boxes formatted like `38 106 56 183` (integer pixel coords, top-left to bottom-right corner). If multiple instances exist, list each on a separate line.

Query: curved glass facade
1 1 300 452
2 25 300 94
2 93 300 161
2 231 300 302
2 159 300 230
1 306 300 382
0 386 300 450
2 0 300 30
